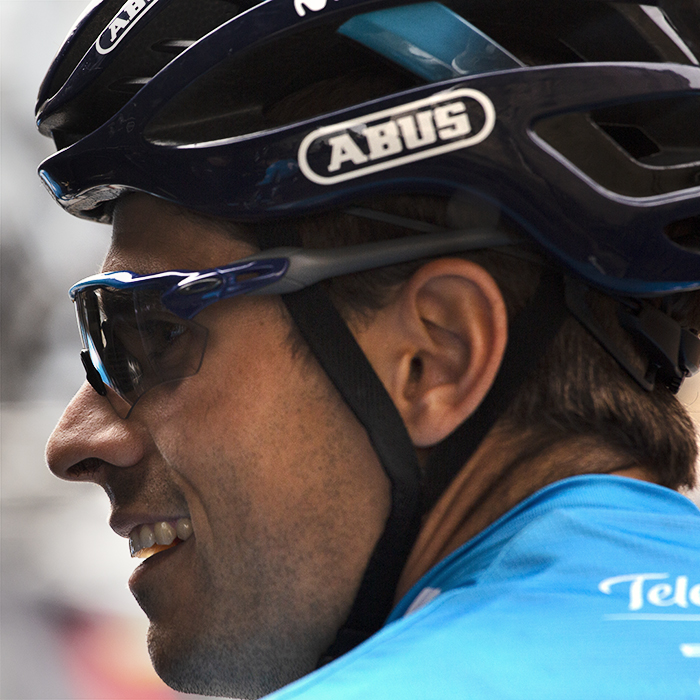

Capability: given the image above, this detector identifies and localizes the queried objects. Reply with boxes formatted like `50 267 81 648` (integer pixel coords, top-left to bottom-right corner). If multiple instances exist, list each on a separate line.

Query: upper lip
110 512 190 538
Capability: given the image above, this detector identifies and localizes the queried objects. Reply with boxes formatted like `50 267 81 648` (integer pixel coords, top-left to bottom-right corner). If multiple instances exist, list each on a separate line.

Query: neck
396 426 656 601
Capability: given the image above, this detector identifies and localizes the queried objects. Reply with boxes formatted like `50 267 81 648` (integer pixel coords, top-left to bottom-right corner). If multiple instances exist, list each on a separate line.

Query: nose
46 381 145 480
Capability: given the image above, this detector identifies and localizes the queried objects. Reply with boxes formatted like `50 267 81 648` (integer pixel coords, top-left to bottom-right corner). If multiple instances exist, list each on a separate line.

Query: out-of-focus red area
58 610 178 700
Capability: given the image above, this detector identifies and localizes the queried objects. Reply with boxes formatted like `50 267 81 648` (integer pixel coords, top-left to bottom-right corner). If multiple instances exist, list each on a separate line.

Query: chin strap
257 222 422 661
283 285 422 663
299 271 570 661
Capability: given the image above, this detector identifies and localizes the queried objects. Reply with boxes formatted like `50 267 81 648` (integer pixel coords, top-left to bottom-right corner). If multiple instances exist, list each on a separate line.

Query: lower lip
128 536 193 590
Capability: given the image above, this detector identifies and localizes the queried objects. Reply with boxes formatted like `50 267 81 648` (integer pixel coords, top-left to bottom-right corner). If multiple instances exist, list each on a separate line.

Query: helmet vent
37 0 244 145
534 95 700 198
665 217 700 254
151 39 196 55
596 123 660 161
109 77 152 94
143 23 421 145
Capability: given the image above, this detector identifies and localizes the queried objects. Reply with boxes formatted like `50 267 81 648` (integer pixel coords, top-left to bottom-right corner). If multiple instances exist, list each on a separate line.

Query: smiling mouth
129 518 193 559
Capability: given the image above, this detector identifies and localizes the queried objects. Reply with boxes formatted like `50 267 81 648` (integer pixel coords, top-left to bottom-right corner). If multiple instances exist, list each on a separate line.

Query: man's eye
140 319 192 374
143 319 188 352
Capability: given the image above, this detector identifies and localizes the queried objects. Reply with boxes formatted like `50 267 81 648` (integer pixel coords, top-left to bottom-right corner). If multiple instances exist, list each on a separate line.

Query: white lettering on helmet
109 16 129 42
396 110 437 149
433 102 472 139
294 0 338 16
96 0 157 54
364 121 403 161
327 134 368 172
298 89 496 185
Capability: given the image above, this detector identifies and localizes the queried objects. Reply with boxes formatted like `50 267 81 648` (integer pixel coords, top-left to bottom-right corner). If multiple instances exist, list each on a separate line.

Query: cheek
150 298 293 446
143 298 391 597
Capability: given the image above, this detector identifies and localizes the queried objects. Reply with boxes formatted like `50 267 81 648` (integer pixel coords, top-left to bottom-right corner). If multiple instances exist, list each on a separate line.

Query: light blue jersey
268 475 700 699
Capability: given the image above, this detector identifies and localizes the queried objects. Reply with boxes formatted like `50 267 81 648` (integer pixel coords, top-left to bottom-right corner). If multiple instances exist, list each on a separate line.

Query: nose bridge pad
80 350 107 396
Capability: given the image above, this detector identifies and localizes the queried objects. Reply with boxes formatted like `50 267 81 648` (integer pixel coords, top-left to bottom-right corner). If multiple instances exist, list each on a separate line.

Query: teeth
176 518 193 541
129 530 140 557
140 524 156 549
154 521 176 546
129 517 193 559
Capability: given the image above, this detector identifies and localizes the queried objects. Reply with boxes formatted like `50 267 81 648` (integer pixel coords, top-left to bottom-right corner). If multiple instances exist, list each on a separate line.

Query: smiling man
50 194 394 694
37 0 700 698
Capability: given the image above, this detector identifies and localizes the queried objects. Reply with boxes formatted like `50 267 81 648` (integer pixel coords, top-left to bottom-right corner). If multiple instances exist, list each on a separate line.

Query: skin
46 195 393 698
46 193 651 698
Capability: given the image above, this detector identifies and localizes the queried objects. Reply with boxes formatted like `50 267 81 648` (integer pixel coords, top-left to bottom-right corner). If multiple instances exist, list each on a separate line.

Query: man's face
46 195 391 698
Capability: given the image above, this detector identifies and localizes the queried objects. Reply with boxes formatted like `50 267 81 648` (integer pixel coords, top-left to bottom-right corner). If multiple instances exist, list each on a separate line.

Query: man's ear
352 258 508 448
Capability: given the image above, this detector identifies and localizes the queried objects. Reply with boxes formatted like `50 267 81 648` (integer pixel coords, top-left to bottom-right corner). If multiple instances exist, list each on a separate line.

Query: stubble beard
147 613 319 699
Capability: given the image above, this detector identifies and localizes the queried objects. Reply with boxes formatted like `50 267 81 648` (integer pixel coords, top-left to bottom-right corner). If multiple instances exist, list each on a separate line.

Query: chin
146 619 316 700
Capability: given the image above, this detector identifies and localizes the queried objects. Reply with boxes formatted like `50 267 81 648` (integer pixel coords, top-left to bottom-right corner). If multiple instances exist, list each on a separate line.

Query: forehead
105 194 257 274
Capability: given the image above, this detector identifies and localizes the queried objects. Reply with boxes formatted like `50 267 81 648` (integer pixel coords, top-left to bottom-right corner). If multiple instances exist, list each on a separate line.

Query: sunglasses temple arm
248 227 520 295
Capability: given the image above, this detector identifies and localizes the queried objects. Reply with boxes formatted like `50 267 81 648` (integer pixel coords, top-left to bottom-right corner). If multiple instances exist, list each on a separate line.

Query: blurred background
1 2 700 699
1 1 205 697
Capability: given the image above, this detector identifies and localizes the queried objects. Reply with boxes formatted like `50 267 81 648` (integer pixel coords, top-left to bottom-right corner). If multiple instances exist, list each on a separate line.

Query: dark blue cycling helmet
36 0 700 660
36 0 700 295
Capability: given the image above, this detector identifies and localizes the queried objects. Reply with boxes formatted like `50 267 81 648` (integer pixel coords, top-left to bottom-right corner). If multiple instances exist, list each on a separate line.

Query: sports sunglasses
70 215 519 417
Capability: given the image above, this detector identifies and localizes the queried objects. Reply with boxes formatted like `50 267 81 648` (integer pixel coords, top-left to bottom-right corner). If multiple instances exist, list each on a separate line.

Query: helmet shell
36 0 700 295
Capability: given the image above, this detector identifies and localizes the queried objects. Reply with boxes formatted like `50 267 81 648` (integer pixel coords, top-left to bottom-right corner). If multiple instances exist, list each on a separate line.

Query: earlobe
353 259 508 448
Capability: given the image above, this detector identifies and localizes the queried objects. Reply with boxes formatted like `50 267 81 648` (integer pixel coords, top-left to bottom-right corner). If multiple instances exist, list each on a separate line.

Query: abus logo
96 0 157 55
298 89 495 186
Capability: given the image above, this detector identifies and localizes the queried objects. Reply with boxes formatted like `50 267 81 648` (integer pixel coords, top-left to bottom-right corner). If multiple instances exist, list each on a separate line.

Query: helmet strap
284 270 571 661
262 217 572 659
283 284 422 662
257 222 422 661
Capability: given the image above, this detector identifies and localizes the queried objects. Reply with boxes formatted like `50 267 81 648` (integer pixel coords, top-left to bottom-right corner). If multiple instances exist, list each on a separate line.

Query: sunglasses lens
75 285 208 417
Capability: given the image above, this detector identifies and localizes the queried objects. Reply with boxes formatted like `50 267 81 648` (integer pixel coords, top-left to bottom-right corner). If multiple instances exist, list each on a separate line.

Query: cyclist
39 0 700 697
